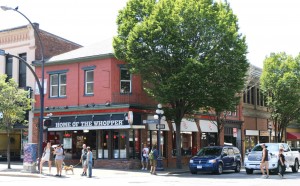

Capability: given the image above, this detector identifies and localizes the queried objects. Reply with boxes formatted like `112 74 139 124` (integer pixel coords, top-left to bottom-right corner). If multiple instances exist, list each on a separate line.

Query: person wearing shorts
260 143 269 178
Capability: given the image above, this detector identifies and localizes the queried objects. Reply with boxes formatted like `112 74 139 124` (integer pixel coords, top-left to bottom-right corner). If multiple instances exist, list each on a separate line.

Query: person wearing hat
260 143 269 178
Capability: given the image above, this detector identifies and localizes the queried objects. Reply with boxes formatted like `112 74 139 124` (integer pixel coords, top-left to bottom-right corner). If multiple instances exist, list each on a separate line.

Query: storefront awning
172 119 198 132
47 113 145 131
199 120 218 133
286 132 300 140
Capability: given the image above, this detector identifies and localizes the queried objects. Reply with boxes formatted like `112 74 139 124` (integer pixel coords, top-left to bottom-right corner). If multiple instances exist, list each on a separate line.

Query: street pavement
2 162 300 186
0 161 190 178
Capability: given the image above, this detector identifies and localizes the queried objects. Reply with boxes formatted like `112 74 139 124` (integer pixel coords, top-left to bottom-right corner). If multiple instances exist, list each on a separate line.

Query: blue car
189 146 241 174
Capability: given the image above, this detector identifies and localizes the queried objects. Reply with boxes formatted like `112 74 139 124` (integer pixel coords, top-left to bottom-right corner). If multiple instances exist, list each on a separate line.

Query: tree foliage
0 75 32 168
113 0 248 168
260 52 300 142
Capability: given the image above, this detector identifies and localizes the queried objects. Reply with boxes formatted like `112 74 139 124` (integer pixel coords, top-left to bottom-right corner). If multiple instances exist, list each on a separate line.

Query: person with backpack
80 144 87 176
149 144 158 175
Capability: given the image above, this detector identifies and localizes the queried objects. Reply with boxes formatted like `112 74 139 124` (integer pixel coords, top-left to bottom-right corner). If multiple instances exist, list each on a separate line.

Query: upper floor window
5 55 13 81
18 53 27 88
85 70 94 95
50 73 66 97
120 68 131 93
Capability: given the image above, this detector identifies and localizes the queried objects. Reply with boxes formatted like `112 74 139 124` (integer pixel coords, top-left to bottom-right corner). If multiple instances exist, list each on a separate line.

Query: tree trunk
7 131 11 169
175 121 182 169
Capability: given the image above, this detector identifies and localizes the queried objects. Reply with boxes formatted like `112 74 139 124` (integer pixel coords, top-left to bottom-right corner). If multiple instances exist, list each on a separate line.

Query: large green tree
260 52 300 142
113 0 248 168
0 75 32 169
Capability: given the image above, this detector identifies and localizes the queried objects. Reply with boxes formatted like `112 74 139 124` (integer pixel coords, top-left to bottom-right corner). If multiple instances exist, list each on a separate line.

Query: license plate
197 165 202 169
255 165 260 168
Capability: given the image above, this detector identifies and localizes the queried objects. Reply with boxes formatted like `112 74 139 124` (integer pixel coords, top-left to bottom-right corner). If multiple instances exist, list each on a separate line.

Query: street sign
156 124 165 129
143 119 159 124
0 112 3 119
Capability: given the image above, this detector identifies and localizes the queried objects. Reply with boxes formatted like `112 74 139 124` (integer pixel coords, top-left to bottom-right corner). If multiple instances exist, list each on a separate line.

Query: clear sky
1 0 300 68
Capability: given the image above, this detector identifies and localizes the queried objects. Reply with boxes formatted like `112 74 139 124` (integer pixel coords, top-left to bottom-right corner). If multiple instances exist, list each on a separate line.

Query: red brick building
32 38 245 169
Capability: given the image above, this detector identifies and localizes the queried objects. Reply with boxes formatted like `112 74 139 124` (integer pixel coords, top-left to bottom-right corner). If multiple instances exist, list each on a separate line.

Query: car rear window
197 148 222 156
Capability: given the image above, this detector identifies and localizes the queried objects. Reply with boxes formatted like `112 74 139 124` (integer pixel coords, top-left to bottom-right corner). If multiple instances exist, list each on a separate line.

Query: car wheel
235 162 241 173
292 159 299 173
246 168 253 174
217 163 223 174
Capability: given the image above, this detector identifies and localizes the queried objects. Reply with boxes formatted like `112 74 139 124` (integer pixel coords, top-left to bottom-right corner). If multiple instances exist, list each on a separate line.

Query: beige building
0 23 81 159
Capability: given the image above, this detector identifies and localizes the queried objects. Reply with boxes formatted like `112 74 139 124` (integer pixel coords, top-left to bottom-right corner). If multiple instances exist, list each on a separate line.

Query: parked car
244 143 300 174
189 146 241 174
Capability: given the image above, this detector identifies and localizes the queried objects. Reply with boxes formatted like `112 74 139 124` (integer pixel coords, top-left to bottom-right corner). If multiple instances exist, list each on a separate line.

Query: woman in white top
141 143 149 170
40 142 54 174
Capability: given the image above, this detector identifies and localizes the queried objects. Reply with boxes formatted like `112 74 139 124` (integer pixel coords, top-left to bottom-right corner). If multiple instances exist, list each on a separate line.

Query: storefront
199 120 218 147
171 118 199 156
46 112 145 168
245 130 259 152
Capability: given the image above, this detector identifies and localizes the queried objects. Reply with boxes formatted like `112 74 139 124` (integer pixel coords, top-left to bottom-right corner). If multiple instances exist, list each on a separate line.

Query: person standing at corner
86 146 93 178
40 142 54 174
141 143 149 170
260 143 269 178
149 144 158 175
80 144 87 176
54 144 64 177
278 148 286 178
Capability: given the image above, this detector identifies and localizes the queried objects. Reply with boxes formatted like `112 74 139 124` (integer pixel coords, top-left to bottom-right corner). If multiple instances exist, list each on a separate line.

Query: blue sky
1 0 300 68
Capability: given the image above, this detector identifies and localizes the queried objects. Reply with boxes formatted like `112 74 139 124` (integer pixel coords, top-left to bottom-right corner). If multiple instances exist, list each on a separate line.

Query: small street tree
113 0 248 168
260 52 300 142
0 75 32 169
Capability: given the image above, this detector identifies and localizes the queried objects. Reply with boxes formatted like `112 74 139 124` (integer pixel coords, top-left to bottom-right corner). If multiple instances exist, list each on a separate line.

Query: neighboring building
0 23 81 160
242 65 273 154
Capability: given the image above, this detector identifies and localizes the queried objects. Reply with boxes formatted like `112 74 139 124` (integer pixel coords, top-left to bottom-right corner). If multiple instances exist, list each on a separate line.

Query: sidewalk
0 161 190 178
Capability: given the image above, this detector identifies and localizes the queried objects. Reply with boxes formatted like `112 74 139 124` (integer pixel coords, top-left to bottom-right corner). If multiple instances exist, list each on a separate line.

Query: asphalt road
1 165 300 186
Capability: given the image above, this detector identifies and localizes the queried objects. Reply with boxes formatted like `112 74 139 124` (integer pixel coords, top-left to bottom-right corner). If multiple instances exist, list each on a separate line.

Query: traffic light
44 119 52 127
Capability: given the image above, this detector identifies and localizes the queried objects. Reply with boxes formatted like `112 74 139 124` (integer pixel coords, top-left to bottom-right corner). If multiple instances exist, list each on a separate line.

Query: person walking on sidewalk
278 148 286 178
86 146 93 178
80 144 87 176
149 144 158 175
141 143 149 170
260 143 269 178
40 142 54 174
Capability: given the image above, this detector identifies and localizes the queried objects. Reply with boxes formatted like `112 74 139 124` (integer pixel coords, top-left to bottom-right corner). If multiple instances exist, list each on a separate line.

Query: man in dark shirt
260 143 269 178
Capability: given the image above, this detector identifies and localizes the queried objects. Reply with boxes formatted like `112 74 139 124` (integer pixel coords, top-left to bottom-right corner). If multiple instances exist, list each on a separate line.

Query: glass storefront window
172 132 192 156
245 136 257 152
97 130 108 159
113 131 126 159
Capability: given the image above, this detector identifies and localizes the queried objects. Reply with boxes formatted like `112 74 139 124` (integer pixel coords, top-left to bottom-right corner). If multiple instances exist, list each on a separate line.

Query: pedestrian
86 146 93 178
149 144 158 175
39 141 54 174
54 144 64 177
80 144 87 176
260 143 269 178
278 148 286 178
141 143 149 170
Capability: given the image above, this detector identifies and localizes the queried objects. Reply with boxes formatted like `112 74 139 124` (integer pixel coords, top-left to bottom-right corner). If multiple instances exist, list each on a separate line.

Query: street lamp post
1 6 45 171
154 103 164 171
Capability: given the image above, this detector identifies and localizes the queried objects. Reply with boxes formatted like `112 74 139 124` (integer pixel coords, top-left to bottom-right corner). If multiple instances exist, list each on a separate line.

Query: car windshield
251 144 279 152
196 148 222 156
